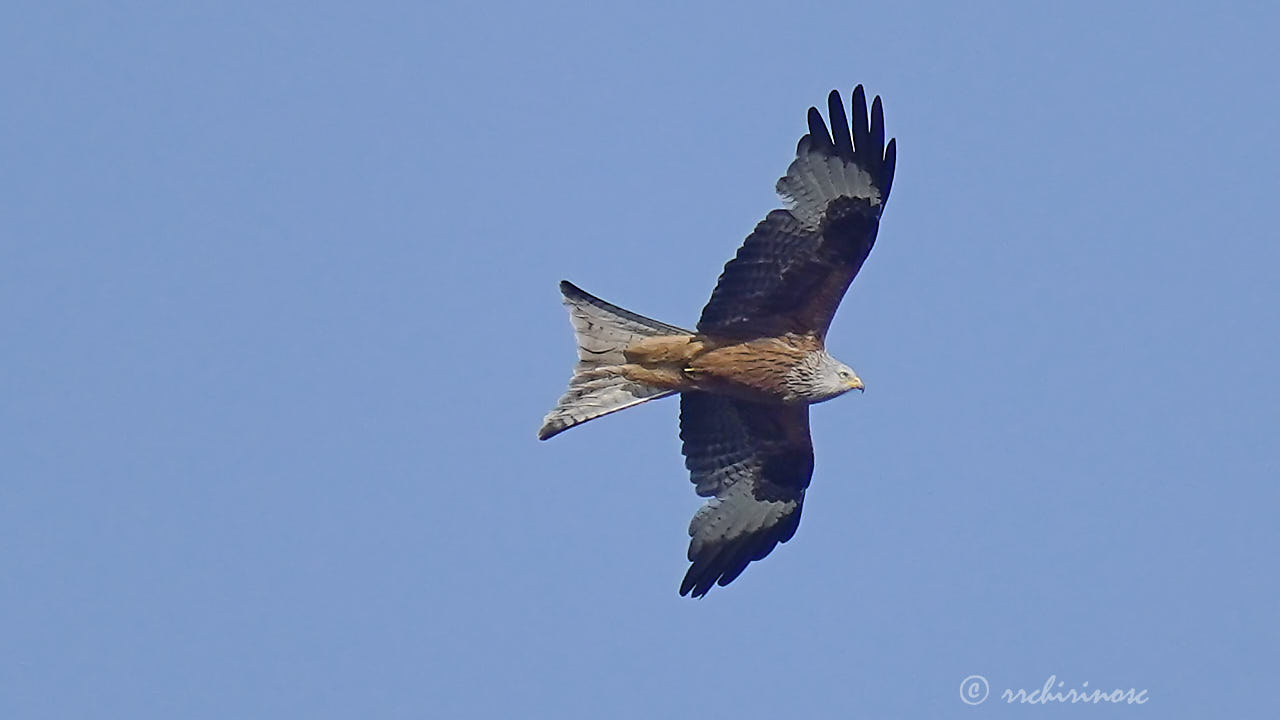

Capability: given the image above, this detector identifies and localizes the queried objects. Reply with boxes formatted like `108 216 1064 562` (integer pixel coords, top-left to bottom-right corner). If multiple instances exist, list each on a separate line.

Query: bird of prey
539 86 896 597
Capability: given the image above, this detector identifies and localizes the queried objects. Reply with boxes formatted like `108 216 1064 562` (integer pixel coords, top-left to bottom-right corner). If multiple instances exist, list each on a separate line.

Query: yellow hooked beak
846 376 864 392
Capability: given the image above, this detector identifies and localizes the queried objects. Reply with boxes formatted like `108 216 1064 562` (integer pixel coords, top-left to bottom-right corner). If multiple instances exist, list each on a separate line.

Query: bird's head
790 352 864 403
834 361 864 394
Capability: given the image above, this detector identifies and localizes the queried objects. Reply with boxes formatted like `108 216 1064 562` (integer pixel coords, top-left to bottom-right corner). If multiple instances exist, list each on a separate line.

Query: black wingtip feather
870 96 885 171
827 90 853 158
806 107 832 154
882 137 897 203
681 553 721 598
851 86 869 157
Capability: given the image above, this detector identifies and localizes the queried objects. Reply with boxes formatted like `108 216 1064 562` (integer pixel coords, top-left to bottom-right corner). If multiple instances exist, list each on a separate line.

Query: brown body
619 332 821 404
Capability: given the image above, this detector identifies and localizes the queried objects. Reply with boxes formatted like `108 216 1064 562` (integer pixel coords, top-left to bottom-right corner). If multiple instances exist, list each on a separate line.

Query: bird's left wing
678 392 814 597
698 86 896 340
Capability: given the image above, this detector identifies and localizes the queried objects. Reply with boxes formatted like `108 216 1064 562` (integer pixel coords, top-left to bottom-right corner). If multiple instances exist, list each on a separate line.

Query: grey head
785 350 864 404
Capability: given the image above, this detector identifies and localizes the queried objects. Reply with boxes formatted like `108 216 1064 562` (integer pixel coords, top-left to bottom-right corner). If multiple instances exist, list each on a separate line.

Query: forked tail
538 281 689 440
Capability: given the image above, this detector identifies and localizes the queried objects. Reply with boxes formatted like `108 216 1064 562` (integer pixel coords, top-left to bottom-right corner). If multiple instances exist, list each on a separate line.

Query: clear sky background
4 2 1278 718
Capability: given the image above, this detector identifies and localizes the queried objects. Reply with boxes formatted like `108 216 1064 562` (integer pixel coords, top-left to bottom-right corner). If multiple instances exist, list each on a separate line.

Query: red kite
540 86 896 597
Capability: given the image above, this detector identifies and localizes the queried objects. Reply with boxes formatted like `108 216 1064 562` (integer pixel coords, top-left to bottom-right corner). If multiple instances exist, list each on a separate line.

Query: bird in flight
539 86 896 597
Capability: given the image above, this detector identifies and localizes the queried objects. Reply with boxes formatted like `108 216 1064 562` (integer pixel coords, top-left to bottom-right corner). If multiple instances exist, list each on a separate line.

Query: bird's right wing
678 392 814 597
697 86 896 340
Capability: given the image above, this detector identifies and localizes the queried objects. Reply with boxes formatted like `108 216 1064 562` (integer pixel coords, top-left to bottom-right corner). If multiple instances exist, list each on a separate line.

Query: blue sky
4 2 1278 717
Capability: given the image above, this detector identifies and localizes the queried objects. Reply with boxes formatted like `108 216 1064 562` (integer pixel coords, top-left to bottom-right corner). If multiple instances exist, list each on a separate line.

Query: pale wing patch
687 485 800 560
776 138 881 230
